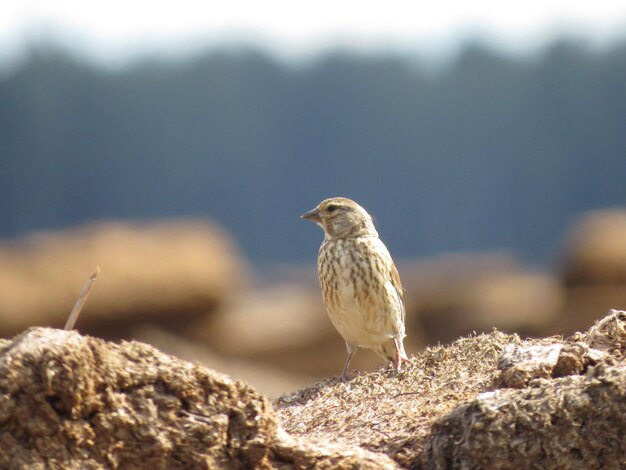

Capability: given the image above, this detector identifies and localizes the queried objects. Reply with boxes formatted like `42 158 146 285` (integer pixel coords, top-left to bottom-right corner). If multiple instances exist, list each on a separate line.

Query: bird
301 197 412 377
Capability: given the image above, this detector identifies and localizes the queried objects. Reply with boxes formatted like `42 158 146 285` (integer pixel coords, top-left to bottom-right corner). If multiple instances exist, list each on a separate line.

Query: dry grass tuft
276 330 514 467
585 309 626 354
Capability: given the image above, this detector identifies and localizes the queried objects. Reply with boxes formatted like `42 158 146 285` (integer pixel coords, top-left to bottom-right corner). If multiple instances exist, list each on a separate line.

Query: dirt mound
0 220 247 338
277 330 513 467
0 327 394 469
277 310 626 468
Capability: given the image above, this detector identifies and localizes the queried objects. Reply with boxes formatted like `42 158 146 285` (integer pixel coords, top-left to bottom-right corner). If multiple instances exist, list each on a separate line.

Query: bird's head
301 197 378 240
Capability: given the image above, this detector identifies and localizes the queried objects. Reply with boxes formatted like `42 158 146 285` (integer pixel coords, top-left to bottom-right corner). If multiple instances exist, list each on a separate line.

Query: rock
0 220 247 338
0 327 396 469
496 341 607 388
422 363 626 469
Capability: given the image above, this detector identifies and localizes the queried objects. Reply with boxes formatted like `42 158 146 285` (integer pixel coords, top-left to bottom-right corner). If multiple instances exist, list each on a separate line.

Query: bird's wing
369 238 406 334
389 261 406 328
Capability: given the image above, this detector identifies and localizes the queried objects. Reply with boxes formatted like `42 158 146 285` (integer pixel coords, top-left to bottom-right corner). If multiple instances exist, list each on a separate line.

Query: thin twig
64 266 100 331
391 391 421 399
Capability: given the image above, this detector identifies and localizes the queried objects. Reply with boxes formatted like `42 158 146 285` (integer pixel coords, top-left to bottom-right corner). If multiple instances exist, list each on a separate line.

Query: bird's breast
317 238 396 345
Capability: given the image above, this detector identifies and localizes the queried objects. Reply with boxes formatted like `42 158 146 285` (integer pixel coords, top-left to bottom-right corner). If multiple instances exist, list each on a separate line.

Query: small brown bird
302 197 412 376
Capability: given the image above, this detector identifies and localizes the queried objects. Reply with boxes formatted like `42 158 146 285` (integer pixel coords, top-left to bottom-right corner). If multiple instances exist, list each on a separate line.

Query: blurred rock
557 210 626 334
561 209 626 286
188 284 327 356
401 253 563 343
133 325 314 398
0 220 247 338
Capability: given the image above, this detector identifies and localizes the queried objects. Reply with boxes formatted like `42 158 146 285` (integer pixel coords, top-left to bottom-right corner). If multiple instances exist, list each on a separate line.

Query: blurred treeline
1 39 626 264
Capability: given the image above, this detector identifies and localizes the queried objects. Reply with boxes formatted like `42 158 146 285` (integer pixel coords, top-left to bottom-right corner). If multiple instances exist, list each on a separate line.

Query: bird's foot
394 350 414 373
340 370 356 382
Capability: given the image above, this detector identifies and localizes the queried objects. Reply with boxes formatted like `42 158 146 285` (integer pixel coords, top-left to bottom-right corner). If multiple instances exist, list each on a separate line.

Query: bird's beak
301 207 321 223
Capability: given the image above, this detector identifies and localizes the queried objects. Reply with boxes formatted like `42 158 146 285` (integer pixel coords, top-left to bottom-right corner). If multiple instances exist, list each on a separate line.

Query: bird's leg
342 343 357 378
393 338 413 372
394 346 401 372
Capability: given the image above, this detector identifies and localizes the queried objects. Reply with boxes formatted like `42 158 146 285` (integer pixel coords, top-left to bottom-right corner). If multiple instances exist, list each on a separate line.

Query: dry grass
276 330 514 467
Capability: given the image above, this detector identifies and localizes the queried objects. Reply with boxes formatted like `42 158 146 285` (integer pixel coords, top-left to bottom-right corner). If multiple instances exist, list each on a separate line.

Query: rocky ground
1 310 624 469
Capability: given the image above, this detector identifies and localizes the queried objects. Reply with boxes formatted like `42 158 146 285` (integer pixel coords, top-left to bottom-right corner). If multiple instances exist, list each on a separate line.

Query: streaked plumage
302 197 412 376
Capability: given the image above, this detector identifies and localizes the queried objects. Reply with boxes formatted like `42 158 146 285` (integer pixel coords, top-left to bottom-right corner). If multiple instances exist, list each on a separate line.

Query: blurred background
1 1 626 396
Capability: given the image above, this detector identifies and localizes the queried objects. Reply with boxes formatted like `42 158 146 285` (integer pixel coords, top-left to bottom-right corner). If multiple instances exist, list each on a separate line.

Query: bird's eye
326 205 339 213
